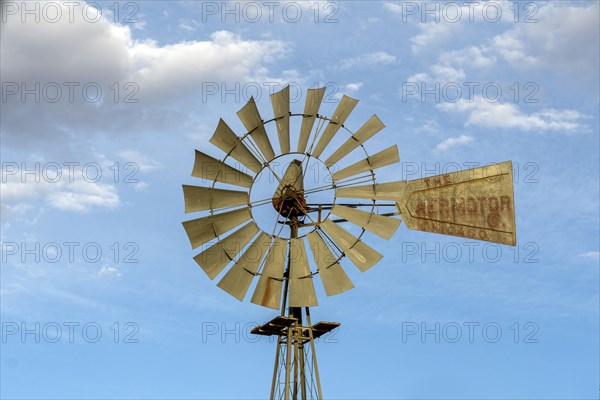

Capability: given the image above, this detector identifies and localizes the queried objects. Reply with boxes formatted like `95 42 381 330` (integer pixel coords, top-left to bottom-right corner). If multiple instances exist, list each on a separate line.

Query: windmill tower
182 85 516 399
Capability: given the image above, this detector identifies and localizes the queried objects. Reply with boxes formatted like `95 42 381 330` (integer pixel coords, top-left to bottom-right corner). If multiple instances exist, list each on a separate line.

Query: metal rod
305 307 323 400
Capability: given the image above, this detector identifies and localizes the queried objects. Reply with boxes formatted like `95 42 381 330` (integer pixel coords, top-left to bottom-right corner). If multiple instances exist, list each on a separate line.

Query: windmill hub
272 184 307 218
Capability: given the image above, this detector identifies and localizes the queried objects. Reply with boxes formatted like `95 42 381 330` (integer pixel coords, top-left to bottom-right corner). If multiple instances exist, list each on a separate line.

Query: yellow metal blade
192 150 254 189
319 219 383 272
307 231 354 296
332 145 400 181
311 95 359 158
397 161 517 246
288 238 318 307
251 237 288 309
330 205 401 240
182 207 252 249
271 86 290 154
275 159 304 195
325 114 384 168
336 181 407 201
193 222 259 279
182 185 248 213
217 232 273 301
298 87 326 153
210 119 262 174
237 97 275 162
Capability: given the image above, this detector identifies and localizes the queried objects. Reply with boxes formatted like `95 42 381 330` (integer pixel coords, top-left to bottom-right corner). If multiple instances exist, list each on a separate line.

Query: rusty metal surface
397 161 516 246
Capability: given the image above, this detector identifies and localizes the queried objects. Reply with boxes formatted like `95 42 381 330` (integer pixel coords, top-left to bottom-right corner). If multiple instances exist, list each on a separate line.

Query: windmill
182 85 516 399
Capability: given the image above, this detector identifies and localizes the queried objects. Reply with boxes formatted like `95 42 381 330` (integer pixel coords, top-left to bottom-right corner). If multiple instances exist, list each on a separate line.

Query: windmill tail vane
181 84 516 399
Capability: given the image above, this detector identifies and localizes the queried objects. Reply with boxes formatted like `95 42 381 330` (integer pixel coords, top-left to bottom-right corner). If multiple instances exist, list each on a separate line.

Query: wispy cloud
577 251 600 260
437 97 589 133
340 51 396 69
434 135 474 153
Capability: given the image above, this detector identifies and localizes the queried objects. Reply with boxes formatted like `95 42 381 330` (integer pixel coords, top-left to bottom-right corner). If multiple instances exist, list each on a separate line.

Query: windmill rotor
181 84 517 399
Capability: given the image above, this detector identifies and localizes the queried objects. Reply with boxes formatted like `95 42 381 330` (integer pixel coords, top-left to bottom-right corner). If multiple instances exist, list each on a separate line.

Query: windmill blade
217 232 273 301
397 161 517 246
210 119 262 174
332 145 399 181
311 95 359 158
237 97 276 161
182 207 252 249
324 115 385 168
298 87 326 153
307 231 354 296
271 86 290 154
192 150 254 189
182 185 248 213
330 205 401 240
288 238 318 307
251 237 288 309
319 219 383 272
193 222 259 279
336 181 407 201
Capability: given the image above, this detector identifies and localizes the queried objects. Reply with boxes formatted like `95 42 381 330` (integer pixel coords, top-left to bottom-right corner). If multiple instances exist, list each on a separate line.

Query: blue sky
1 1 599 399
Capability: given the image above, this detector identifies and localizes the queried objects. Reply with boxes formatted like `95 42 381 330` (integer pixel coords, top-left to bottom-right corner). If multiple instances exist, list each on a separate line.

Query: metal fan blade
217 232 273 301
193 222 259 279
237 97 276 161
307 231 354 296
298 87 326 153
330 205 401 240
397 161 517 246
332 145 400 181
210 119 262 174
324 115 385 168
182 185 248 213
319 219 383 272
336 181 407 201
311 95 359 158
288 238 318 307
182 207 252 249
251 237 288 309
192 150 254 189
271 86 290 154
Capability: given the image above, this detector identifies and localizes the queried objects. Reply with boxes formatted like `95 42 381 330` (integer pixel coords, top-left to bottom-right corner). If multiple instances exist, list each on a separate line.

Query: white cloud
437 97 589 133
577 251 600 260
410 22 457 53
345 82 363 92
1 1 288 150
434 135 474 153
493 3 599 77
1 166 122 220
340 51 396 69
98 265 122 278
46 180 121 213
439 46 497 69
